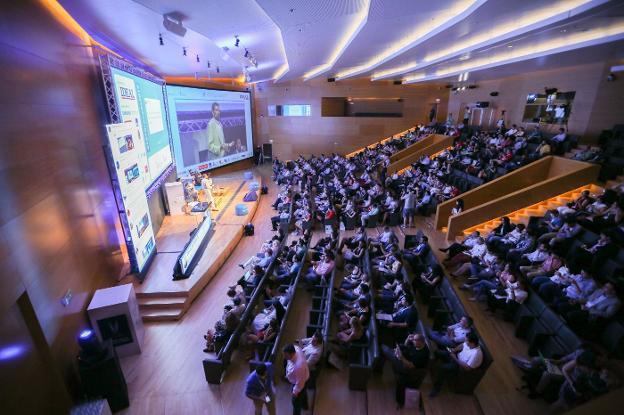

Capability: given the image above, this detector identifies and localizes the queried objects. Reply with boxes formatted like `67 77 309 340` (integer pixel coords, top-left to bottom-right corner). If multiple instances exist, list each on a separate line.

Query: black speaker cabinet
78 340 129 412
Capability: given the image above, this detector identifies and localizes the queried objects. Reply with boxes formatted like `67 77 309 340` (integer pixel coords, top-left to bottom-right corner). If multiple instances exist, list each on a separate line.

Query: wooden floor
117 165 550 415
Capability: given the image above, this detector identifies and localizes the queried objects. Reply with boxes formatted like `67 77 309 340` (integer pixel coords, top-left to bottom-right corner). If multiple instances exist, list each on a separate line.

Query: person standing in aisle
245 363 276 415
283 343 310 415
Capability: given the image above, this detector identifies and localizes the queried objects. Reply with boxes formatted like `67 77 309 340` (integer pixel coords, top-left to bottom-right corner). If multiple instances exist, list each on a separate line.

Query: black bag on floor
244 223 255 236
261 185 268 195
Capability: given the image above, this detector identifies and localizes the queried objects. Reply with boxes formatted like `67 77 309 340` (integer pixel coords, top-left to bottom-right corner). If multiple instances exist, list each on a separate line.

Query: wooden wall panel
388 135 455 174
0 297 72 414
0 0 123 404
435 157 553 229
446 159 600 239
447 61 624 142
253 78 449 160
586 58 624 136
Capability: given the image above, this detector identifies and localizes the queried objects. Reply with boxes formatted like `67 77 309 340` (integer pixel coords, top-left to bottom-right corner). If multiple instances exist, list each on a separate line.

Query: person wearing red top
325 208 335 220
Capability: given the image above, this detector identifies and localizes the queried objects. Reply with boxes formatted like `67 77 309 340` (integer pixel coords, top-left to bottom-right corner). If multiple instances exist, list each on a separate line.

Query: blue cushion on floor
235 204 249 216
248 181 260 191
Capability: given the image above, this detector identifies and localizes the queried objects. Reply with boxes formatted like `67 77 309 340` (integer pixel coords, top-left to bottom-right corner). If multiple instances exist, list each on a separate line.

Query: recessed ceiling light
507 44 513 48
561 29 567 33
303 0 370 80
335 0 485 80
403 21 624 84
371 0 607 81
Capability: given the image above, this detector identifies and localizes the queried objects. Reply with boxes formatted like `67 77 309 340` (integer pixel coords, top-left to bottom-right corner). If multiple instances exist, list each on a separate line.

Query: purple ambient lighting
79 329 93 340
0 344 26 361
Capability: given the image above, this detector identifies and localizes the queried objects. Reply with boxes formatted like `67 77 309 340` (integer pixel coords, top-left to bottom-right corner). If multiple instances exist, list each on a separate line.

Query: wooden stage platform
119 171 263 322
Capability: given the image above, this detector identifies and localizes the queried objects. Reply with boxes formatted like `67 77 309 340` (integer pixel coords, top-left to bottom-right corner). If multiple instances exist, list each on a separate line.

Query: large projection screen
109 66 173 189
165 85 253 175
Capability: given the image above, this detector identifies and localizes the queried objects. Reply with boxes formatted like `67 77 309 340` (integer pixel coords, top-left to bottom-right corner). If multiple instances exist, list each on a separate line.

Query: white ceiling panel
255 0 371 80
58 0 624 85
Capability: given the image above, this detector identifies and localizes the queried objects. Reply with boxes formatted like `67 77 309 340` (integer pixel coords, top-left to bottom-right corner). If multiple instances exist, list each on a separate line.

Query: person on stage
206 102 234 158
201 173 214 207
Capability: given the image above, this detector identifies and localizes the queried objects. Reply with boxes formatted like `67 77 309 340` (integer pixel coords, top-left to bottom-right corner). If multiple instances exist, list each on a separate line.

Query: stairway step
141 308 185 322
136 291 189 299
139 297 186 310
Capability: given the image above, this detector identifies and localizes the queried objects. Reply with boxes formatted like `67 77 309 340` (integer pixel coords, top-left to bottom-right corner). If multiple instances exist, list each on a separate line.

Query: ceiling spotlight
196 54 200 63
244 49 249 58
235 36 240 47
159 33 164 46
207 60 211 68
507 44 513 48
216 67 220 73
183 47 187 56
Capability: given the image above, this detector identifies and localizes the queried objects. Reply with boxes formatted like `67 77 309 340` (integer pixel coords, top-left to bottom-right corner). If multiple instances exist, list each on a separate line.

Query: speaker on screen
165 85 254 175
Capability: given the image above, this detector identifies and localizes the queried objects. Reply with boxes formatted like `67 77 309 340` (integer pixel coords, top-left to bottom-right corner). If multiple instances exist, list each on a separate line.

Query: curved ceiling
59 0 624 84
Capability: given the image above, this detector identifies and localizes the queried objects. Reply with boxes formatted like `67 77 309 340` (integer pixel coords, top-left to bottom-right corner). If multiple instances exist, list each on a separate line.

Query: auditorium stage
118 170 263 322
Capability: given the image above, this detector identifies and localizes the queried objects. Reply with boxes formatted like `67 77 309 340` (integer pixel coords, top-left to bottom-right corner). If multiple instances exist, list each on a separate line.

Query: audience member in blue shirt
245 363 275 415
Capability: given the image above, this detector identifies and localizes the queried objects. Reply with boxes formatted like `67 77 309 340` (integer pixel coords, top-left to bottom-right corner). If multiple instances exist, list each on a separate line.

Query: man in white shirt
463 106 471 124
430 332 483 397
283 343 310 415
552 128 567 143
428 316 473 348
562 271 597 301
298 331 323 371
564 283 621 335
520 243 549 268
506 124 518 136
583 283 621 319
201 173 214 207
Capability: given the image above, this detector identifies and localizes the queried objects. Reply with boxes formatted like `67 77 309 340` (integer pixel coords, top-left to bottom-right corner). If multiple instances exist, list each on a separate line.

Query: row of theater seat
202 190 297 384
408 243 494 394
346 241 380 390
203 235 285 384
249 235 311 373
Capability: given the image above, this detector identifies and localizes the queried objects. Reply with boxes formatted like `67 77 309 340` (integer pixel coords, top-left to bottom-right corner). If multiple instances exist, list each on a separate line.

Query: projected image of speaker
175 101 247 165
77 330 129 412
166 86 254 175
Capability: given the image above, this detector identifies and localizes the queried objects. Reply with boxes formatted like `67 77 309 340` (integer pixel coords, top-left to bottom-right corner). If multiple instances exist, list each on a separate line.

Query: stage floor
118 170 262 321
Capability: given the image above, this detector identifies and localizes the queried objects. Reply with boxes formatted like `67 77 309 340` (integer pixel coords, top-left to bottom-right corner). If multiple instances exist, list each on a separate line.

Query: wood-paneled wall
252 78 449 160
435 157 553 230
387 134 455 174
447 60 624 142
443 157 600 239
0 0 123 408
